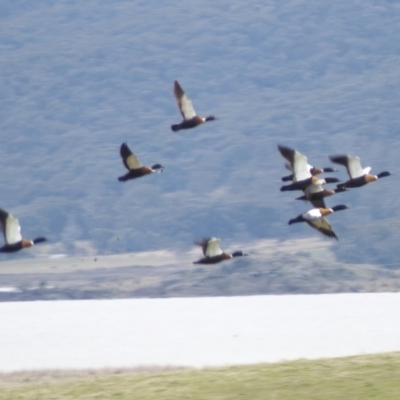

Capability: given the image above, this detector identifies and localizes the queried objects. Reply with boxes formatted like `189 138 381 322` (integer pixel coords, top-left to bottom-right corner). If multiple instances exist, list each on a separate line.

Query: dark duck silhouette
193 237 247 265
329 154 391 189
288 204 349 240
278 145 340 192
0 208 46 253
171 80 216 132
118 142 163 182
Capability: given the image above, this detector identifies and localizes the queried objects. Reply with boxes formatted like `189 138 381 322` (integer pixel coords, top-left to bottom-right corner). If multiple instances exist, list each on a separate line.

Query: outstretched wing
194 237 223 257
0 209 22 245
120 143 142 171
278 145 311 181
306 218 338 240
329 155 364 179
174 80 197 120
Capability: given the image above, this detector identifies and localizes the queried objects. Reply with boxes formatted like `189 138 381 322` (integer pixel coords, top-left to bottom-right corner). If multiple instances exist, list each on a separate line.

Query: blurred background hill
0 0 400 267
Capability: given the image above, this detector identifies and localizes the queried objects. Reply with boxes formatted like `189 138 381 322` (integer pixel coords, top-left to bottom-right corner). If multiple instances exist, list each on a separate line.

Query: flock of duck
279 144 391 240
0 81 391 264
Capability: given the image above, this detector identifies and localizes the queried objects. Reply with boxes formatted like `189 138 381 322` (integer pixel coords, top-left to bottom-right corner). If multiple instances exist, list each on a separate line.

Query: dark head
281 174 294 182
322 167 337 173
334 186 349 194
171 124 181 132
205 115 216 122
280 184 291 192
331 204 349 212
151 164 164 172
231 251 247 258
377 171 391 179
33 237 47 245
324 177 341 184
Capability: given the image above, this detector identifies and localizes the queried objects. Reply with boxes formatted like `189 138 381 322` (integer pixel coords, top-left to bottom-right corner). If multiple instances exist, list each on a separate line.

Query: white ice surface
1 293 400 372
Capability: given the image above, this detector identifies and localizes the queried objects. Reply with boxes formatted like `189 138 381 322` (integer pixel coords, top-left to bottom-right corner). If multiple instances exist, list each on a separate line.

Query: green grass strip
1 352 400 400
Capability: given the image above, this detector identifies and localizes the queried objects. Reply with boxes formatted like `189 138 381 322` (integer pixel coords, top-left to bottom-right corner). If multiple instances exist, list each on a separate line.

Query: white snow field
1 293 400 372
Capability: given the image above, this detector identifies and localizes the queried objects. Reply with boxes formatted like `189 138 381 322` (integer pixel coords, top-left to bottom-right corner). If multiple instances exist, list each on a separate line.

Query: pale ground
0 293 400 373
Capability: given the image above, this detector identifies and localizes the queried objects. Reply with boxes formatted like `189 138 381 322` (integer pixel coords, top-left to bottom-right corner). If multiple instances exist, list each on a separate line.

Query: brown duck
171 80 216 132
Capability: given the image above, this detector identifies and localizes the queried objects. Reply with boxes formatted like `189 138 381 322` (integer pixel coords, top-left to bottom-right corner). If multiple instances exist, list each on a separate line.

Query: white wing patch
346 156 365 179
206 238 223 257
304 183 324 196
292 151 312 182
363 166 372 175
179 93 197 120
5 214 22 245
126 154 142 170
303 208 323 221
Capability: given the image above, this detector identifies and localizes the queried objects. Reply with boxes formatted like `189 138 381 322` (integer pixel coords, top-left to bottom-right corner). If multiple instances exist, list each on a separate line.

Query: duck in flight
171 80 216 132
295 182 348 208
278 145 340 192
118 142 163 182
288 204 349 240
0 208 46 253
329 154 391 189
193 237 247 264
281 162 337 182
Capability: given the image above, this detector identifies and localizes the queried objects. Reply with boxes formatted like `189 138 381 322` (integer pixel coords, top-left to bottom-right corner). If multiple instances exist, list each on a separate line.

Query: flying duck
295 182 349 208
288 204 349 240
193 237 247 264
329 154 391 189
281 165 337 182
171 80 216 132
118 142 163 182
0 208 46 253
278 145 340 191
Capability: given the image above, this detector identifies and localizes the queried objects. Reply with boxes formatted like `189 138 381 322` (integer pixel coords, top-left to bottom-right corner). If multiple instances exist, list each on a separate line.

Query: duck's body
118 143 163 182
193 237 247 265
171 80 215 132
329 155 391 189
0 208 46 253
288 205 349 240
281 176 340 192
278 145 340 191
296 183 348 208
